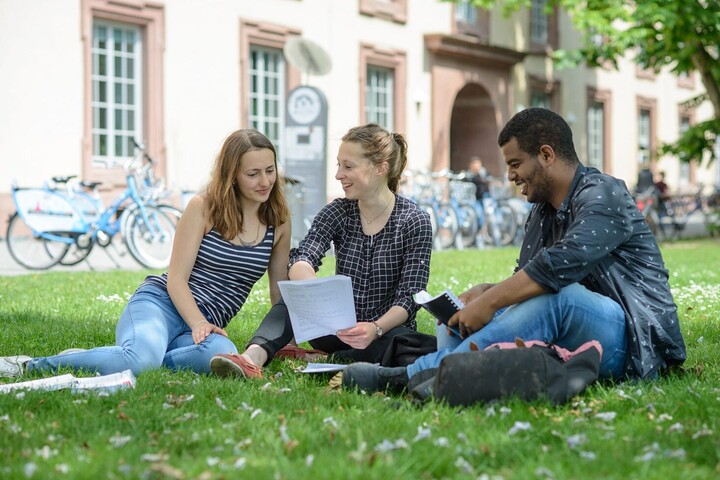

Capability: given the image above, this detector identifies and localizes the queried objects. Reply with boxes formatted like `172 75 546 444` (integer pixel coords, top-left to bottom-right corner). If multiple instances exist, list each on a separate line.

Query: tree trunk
691 43 720 118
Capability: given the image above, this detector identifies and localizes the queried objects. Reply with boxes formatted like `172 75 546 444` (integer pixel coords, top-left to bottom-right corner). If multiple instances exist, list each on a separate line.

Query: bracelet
190 320 206 330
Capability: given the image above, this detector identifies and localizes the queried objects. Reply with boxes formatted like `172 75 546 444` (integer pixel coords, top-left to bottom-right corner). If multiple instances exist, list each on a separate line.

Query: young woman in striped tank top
11 130 291 377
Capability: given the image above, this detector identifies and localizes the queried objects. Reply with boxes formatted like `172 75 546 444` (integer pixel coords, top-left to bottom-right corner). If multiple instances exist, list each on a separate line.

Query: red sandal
210 354 263 379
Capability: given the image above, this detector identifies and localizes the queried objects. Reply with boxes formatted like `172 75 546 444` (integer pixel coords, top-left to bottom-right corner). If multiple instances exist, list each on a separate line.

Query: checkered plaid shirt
289 195 432 330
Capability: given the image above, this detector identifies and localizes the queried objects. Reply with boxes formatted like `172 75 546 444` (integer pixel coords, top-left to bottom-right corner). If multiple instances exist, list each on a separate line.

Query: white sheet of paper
0 374 76 393
278 275 357 343
300 363 349 373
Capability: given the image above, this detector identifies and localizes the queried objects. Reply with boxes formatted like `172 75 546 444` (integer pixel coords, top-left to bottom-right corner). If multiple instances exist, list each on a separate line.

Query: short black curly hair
497 108 579 165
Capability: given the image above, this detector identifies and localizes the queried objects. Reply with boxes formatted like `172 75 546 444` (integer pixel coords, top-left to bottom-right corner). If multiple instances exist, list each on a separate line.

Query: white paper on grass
278 275 357 343
300 363 349 373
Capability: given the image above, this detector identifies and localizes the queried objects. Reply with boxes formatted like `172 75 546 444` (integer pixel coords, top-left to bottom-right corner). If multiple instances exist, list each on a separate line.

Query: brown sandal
275 345 327 361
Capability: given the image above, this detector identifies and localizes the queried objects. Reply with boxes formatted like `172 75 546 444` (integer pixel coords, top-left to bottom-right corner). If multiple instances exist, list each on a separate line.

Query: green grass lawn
1 239 719 479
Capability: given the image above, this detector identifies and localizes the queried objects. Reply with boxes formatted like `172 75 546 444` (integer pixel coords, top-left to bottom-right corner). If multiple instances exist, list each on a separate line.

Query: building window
528 76 559 112
530 0 548 45
240 20 301 168
455 0 477 25
249 46 286 162
587 101 604 171
530 91 551 110
365 66 394 130
638 109 652 165
587 88 611 173
359 44 406 134
91 22 142 167
453 0 490 40
82 0 165 182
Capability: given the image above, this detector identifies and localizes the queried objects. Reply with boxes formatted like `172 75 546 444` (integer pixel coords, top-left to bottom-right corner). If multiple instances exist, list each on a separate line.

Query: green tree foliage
451 0 720 165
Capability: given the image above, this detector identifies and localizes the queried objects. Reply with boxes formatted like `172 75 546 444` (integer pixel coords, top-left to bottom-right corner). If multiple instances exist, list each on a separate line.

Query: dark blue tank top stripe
141 225 274 328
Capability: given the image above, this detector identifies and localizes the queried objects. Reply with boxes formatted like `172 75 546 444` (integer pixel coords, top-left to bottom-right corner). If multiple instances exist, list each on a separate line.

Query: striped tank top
142 225 275 328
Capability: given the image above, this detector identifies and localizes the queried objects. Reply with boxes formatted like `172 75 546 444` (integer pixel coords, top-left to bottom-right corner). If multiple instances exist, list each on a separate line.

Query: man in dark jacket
343 108 686 392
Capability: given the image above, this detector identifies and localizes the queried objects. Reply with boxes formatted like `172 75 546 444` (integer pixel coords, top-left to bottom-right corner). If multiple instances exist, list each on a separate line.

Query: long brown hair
206 129 289 241
341 123 408 192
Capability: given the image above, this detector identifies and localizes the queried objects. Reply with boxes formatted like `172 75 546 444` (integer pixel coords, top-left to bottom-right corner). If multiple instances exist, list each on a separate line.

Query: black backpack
411 339 602 406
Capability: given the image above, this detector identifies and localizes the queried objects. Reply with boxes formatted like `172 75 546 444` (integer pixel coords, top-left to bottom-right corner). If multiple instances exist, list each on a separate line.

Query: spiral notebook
414 289 464 336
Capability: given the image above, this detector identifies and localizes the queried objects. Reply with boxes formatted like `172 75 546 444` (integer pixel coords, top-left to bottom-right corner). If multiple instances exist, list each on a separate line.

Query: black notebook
414 289 464 336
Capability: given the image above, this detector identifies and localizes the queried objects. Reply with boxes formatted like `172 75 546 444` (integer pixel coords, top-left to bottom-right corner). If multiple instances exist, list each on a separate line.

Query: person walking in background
0 129 291 377
210 123 434 379
341 108 686 394
468 155 490 200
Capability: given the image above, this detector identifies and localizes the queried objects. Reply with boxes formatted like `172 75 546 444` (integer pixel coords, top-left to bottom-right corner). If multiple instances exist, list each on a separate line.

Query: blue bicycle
6 142 179 270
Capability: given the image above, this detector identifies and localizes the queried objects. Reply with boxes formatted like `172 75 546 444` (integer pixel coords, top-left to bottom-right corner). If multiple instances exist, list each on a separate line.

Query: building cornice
424 34 526 68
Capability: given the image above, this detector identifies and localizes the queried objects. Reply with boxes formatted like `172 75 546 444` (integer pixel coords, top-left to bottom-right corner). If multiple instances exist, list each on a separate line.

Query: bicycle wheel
435 203 459 250
496 205 519 246
121 203 182 238
6 212 69 270
124 205 176 269
456 204 479 248
56 242 94 266
418 202 438 243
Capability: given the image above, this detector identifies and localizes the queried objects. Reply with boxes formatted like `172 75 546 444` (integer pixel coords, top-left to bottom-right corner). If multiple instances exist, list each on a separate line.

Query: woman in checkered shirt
211 124 434 379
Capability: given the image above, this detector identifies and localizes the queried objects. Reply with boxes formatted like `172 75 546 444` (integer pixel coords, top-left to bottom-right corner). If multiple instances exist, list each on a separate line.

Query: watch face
288 87 322 125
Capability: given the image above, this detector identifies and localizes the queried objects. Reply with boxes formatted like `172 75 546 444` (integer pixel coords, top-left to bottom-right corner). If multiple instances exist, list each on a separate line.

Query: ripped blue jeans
27 284 238 376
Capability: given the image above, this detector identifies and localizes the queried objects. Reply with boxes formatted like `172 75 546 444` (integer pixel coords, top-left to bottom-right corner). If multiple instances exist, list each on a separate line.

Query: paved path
0 239 144 276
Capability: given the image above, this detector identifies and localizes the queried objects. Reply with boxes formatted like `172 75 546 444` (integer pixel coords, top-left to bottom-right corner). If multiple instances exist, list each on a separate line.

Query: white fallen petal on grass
24 462 37 478
250 409 262 420
207 457 220 467
499 406 512 418
35 446 57 459
413 425 432 442
691 425 713 439
141 453 169 462
234 458 247 470
579 451 597 460
323 417 338 428
433 437 450 447
55 464 69 474
566 433 587 449
233 439 252 454
280 425 290 443
666 448 686 459
508 421 532 435
305 454 314 467
616 390 638 402
215 397 227 410
534 466 556 479
108 434 132 448
454 456 474 474
374 438 409 452
667 422 684 433
594 411 617 422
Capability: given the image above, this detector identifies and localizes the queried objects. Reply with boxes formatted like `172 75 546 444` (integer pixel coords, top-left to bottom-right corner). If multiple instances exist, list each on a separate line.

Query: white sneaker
57 348 87 356
0 355 32 378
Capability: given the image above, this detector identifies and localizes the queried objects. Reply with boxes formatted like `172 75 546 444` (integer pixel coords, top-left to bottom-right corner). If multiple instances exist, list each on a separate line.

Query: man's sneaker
57 348 87 356
0 355 32 378
341 363 409 394
210 354 263 379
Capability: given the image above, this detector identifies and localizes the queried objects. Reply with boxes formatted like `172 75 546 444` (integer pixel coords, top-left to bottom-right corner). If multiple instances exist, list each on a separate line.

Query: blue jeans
408 283 627 380
27 284 238 376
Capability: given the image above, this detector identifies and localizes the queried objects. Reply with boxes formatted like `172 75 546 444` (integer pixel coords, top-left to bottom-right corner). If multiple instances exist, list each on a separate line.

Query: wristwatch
373 321 383 338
